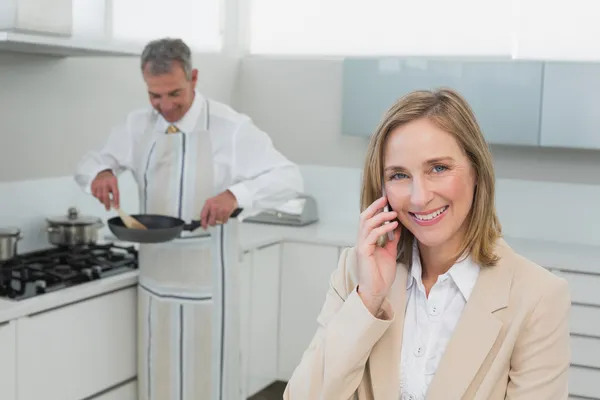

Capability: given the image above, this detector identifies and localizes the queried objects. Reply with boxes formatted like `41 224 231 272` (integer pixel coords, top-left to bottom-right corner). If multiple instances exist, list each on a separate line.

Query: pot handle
183 208 243 231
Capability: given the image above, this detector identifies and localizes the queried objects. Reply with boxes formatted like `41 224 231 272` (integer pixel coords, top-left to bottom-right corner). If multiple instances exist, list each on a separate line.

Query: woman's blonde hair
360 88 502 267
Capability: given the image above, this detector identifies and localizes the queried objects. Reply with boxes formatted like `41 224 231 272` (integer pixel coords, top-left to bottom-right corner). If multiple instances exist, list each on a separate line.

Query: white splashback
2 164 599 252
298 165 600 247
0 172 139 253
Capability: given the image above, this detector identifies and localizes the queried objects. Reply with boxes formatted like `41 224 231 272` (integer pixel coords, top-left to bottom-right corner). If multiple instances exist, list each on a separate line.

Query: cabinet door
455 60 542 146
540 62 600 150
0 320 16 400
17 287 137 400
247 244 281 396
278 243 340 380
342 58 542 146
91 380 137 399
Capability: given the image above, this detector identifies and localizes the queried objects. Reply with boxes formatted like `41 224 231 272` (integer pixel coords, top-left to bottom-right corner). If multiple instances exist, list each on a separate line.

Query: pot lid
0 227 20 237
47 207 101 226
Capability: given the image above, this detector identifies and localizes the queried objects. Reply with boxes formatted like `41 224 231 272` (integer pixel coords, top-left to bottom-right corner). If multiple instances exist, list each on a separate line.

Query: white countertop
1 220 598 324
239 221 600 275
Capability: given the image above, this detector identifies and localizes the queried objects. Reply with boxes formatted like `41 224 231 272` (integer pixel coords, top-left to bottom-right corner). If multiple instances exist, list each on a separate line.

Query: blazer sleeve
283 247 395 400
506 277 571 399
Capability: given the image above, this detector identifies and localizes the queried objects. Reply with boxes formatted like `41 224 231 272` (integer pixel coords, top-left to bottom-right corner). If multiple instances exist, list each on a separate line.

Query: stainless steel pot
0 227 21 261
46 207 104 246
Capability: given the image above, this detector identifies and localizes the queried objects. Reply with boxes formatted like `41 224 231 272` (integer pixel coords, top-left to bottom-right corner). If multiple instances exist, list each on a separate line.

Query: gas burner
0 243 138 300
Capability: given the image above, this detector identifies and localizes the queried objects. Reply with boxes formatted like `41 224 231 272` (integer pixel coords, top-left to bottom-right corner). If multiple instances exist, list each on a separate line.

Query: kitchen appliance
0 227 21 261
244 194 319 227
107 208 243 243
46 207 104 246
0 243 138 300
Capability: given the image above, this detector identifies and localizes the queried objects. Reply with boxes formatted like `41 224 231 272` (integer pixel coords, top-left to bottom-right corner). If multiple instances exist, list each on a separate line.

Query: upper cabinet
0 0 223 57
540 63 600 150
514 0 600 61
341 57 542 146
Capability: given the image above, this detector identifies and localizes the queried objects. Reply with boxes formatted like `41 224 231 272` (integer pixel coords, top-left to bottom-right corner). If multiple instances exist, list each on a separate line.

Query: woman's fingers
365 220 398 245
358 209 397 242
359 196 388 224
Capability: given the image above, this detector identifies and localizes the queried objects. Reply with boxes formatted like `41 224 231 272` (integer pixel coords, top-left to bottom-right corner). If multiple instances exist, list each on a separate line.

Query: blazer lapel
368 263 408 398
426 240 515 399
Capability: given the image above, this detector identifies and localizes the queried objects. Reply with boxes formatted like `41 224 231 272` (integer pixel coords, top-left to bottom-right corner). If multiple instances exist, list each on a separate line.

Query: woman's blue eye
391 172 408 180
433 165 448 173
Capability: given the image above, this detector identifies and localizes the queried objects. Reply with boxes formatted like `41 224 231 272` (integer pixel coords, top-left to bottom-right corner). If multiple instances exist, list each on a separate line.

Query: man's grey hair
141 38 193 80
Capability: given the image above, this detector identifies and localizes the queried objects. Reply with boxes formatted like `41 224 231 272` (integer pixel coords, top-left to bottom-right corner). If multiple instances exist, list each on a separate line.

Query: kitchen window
111 0 224 52
249 0 512 56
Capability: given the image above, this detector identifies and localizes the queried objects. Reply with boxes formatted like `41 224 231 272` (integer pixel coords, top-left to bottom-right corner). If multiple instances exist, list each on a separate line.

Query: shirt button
414 345 425 357
430 305 439 316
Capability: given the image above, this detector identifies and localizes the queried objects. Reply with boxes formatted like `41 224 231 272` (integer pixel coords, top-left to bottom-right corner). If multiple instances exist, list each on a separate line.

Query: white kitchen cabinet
90 379 137 399
17 286 137 400
247 243 281 395
569 365 600 399
551 270 600 306
277 242 341 381
0 320 16 400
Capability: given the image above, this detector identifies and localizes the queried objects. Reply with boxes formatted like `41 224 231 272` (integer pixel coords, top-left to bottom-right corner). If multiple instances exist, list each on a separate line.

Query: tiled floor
248 381 287 400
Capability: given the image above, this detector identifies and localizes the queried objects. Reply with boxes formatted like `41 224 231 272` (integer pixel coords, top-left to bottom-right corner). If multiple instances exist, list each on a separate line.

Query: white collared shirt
74 90 303 216
399 245 480 400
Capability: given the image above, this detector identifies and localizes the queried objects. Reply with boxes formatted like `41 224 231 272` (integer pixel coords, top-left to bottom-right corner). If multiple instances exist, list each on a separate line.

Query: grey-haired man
75 38 303 399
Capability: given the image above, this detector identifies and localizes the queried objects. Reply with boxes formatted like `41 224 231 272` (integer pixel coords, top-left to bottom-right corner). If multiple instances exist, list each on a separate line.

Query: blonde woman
284 89 571 400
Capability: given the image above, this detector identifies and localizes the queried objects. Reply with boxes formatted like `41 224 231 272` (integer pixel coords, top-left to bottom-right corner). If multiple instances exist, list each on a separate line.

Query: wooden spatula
114 206 148 230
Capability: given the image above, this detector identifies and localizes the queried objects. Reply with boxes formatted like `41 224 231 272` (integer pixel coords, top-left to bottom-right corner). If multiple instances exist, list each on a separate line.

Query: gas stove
0 243 138 300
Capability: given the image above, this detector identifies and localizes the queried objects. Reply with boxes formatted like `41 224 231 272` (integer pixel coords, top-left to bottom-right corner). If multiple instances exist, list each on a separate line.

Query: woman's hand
356 196 401 316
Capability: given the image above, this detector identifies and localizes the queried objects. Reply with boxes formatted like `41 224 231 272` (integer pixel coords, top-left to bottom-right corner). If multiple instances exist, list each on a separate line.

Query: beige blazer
283 238 571 400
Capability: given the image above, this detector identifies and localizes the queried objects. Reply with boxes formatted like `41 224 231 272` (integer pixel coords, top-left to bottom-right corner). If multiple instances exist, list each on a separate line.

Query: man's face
143 61 198 123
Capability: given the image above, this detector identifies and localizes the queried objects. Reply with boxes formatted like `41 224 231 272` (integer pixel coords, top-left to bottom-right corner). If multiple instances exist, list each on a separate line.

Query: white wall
239 56 600 247
0 52 240 182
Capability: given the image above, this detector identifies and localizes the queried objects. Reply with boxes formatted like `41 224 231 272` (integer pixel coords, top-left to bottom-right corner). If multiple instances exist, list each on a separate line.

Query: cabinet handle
256 241 280 251
0 320 9 328
25 285 136 318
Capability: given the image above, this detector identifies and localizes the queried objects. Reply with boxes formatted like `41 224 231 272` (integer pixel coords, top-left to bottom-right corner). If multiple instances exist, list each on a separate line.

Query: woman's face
383 117 476 251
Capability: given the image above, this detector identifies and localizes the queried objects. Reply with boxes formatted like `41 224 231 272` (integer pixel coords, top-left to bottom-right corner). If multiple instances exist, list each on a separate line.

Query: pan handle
183 208 244 231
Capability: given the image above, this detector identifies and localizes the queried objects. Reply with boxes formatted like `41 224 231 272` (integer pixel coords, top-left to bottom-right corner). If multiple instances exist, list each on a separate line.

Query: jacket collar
368 238 515 399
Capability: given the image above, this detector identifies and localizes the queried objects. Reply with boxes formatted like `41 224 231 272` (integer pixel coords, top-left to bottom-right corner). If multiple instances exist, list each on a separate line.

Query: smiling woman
284 88 571 400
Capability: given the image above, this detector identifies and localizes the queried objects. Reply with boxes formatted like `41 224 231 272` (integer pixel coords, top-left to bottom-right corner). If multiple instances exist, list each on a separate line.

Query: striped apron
132 99 241 400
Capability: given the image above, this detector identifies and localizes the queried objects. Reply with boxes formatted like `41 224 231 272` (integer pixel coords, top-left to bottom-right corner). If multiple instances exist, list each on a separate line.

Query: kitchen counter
0 270 139 324
1 220 599 324
239 221 600 275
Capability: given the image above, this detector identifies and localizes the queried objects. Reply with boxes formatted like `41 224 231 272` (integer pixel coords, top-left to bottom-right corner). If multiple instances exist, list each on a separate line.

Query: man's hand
199 190 239 229
91 169 119 211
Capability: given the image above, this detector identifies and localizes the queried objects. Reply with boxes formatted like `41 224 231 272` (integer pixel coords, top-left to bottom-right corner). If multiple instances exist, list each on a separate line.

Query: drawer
571 335 600 369
553 270 600 306
570 365 600 399
570 305 600 337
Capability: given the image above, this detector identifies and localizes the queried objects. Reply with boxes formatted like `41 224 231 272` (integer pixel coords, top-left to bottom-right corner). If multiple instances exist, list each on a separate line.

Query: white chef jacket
399 244 480 400
74 90 303 217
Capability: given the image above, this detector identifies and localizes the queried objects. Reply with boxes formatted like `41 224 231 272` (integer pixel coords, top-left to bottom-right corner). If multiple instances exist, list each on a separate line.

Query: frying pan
107 208 243 243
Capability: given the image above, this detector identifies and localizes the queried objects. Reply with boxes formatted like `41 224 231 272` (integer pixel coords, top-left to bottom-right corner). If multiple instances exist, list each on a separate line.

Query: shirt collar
155 90 205 134
407 242 480 301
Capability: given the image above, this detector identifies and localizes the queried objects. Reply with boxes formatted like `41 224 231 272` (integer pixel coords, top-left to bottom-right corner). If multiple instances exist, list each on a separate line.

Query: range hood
0 0 140 57
0 31 141 57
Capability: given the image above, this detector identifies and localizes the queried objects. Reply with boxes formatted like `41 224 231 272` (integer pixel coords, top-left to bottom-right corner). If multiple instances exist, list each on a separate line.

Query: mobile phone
377 184 395 247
